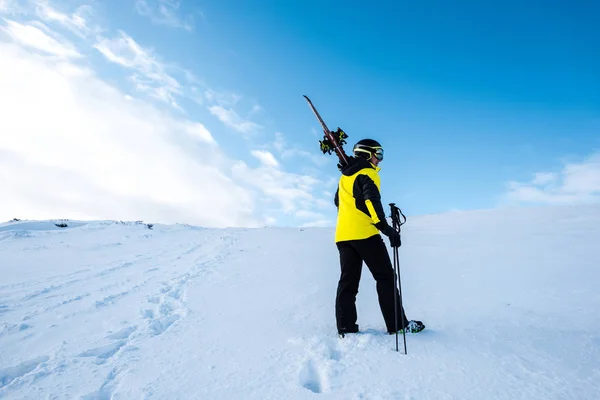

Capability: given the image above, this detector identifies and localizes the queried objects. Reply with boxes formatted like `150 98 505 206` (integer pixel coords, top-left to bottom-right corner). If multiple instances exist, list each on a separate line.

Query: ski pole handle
389 203 406 230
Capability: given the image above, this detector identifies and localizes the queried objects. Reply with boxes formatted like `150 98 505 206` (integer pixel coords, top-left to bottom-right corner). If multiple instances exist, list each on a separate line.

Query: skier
334 138 425 336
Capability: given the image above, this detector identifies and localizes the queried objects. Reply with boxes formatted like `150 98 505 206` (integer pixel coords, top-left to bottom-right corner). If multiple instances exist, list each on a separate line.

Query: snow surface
1 205 600 399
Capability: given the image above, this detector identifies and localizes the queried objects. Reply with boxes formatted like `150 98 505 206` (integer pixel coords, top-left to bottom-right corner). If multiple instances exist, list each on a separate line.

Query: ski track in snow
0 221 239 399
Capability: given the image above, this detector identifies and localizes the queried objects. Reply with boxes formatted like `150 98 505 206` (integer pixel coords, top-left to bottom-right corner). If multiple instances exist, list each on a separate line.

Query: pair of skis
303 95 351 169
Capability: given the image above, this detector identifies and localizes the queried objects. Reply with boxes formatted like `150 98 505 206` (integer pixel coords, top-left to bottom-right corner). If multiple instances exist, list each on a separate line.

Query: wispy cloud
35 1 95 38
505 153 600 205
249 104 263 116
135 0 193 31
251 150 279 168
0 19 80 58
209 105 263 134
0 0 23 15
204 88 241 106
203 89 263 134
94 31 183 108
273 131 328 166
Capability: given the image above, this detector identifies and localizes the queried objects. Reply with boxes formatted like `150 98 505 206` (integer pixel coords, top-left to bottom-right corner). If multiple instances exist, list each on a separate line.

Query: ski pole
392 245 398 351
394 245 407 354
390 203 407 354
392 244 399 352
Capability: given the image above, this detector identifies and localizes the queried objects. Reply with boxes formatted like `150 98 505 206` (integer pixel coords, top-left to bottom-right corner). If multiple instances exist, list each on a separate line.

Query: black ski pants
335 234 408 333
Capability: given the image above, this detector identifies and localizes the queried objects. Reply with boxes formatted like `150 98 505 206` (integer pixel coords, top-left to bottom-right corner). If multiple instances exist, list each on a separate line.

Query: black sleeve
355 174 388 228
334 188 339 208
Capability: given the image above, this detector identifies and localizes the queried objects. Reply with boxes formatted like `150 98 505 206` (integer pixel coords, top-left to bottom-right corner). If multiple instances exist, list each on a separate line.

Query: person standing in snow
334 138 424 336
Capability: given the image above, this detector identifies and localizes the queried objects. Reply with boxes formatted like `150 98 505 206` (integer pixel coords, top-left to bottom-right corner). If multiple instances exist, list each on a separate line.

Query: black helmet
353 138 384 161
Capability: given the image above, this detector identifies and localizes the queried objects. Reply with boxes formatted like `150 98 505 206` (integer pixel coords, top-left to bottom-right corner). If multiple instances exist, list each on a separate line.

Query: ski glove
375 222 401 248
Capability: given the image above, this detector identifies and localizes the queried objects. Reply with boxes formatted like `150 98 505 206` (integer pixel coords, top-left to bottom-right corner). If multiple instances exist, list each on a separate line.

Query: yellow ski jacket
334 157 389 243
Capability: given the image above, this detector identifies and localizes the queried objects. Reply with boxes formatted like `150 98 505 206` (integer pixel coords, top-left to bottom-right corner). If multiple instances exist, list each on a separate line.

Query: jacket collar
341 157 380 176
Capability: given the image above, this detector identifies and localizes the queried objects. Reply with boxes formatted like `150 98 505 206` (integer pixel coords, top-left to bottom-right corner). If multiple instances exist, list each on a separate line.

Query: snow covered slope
1 205 599 399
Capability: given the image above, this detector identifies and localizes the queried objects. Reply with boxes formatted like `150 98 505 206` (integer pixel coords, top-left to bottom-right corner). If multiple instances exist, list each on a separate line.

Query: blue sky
1 0 599 227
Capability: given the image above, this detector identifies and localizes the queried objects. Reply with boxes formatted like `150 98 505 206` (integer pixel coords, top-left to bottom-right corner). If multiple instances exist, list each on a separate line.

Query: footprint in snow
168 287 182 300
78 341 126 364
0 323 31 337
148 314 180 336
295 337 343 394
142 283 185 337
106 325 137 340
80 367 119 400
0 356 50 388
76 326 137 365
299 359 327 394
94 291 129 308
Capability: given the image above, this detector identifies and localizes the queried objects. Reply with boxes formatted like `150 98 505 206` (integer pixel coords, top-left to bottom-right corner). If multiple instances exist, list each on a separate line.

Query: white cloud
135 0 193 31
505 153 600 205
94 31 183 108
0 0 22 15
249 104 263 116
129 73 182 110
251 150 279 168
203 89 264 134
295 210 325 220
208 105 262 134
204 88 241 106
1 19 80 58
293 208 335 227
94 31 150 68
531 172 558 186
231 161 321 213
35 2 95 38
0 5 332 227
264 216 277 226
0 40 264 227
299 219 333 228
272 131 328 166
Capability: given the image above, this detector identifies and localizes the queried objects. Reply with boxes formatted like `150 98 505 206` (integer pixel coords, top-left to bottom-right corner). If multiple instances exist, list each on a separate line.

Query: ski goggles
353 144 384 161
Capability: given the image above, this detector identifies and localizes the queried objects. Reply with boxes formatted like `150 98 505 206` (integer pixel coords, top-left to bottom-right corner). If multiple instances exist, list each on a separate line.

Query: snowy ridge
1 205 600 399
